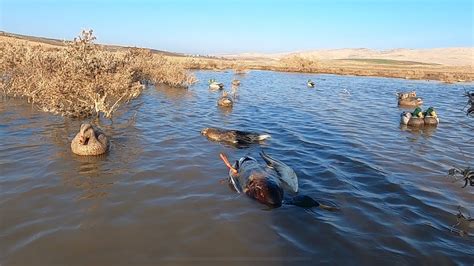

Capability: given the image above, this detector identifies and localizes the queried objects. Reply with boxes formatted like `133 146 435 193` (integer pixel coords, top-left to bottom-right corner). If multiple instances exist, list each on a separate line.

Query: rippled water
1 71 473 265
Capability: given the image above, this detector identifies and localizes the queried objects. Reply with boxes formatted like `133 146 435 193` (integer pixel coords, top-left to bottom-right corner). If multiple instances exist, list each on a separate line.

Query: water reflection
400 124 438 138
155 83 194 101
218 105 233 116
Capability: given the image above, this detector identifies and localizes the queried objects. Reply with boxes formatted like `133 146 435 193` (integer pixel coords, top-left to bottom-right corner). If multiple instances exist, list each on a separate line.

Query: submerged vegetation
0 30 196 118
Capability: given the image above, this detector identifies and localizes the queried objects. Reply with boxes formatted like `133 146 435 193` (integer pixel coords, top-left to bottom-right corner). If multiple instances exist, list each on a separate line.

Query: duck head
400 111 412 125
398 92 409 100
425 107 437 117
246 177 283 208
78 123 95 145
200 127 212 136
412 107 424 118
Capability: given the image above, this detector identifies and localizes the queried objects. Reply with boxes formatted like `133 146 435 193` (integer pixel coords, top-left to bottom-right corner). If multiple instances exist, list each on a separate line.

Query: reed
0 29 196 118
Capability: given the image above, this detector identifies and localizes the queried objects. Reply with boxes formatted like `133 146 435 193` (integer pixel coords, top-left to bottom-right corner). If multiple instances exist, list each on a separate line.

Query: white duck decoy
209 79 224 90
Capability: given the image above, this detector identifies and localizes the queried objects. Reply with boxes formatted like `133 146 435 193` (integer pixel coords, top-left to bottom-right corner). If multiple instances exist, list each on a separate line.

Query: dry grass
276 55 321 72
1 30 471 120
0 30 196 118
182 55 473 82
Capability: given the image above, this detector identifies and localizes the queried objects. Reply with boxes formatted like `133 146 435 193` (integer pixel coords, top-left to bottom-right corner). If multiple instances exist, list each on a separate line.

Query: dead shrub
278 56 320 72
0 29 196 118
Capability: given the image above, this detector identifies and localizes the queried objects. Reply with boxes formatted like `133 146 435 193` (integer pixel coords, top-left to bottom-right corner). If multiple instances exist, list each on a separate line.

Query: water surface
1 71 473 265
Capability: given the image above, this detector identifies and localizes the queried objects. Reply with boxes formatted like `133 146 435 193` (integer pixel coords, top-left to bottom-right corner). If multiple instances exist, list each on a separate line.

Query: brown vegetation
0 30 196 118
276 55 321 72
183 55 473 82
1 30 472 120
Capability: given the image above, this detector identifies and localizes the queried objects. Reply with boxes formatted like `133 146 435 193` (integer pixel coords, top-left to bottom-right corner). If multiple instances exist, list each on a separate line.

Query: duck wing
233 130 271 144
259 150 298 193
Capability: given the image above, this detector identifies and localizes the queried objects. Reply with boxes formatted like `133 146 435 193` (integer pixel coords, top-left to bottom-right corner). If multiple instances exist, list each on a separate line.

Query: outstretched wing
260 150 298 193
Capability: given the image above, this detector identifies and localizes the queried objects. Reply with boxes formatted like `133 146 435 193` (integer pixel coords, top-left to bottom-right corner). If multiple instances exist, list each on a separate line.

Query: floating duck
71 123 109 156
209 79 224 90
307 79 315 88
423 107 439 126
397 91 423 107
217 91 233 107
400 111 412 125
401 107 425 127
201 127 270 146
219 152 338 210
231 79 241 86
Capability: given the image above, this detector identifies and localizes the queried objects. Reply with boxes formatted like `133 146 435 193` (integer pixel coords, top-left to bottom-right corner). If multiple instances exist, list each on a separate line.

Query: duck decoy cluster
398 91 439 128
69 80 471 212
210 78 241 109
400 106 439 127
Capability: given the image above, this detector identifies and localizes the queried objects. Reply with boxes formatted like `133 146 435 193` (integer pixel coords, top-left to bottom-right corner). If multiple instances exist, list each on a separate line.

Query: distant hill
223 47 474 66
0 31 184 57
3 31 471 66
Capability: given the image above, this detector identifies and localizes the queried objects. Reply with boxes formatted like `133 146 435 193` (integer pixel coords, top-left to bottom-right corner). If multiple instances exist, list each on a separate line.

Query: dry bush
181 57 235 70
278 56 320 72
0 29 196 118
233 63 248 74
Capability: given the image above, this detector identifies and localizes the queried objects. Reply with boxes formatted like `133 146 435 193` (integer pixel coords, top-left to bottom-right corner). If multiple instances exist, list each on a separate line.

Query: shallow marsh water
0 71 473 265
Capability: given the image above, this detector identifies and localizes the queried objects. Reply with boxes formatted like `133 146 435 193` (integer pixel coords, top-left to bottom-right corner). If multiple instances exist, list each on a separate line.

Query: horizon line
2 30 473 57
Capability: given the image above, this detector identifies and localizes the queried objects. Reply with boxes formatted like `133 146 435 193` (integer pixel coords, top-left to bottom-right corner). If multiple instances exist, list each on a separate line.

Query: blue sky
1 0 472 54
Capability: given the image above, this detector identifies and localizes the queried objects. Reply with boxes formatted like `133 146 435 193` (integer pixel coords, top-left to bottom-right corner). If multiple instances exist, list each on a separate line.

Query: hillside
223 47 474 66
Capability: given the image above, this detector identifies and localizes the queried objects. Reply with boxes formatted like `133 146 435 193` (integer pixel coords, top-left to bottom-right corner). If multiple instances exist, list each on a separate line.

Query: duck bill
219 153 238 174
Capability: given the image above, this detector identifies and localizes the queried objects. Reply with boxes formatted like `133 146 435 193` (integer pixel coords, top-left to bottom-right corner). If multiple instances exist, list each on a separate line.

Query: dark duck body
201 128 270 145
220 152 338 210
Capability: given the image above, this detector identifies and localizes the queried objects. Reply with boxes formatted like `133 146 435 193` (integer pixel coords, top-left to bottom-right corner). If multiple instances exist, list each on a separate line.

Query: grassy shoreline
1 31 472 119
181 56 473 83
0 30 196 118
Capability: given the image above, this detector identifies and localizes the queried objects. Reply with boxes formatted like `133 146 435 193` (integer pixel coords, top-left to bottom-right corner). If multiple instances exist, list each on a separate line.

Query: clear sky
1 0 472 54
